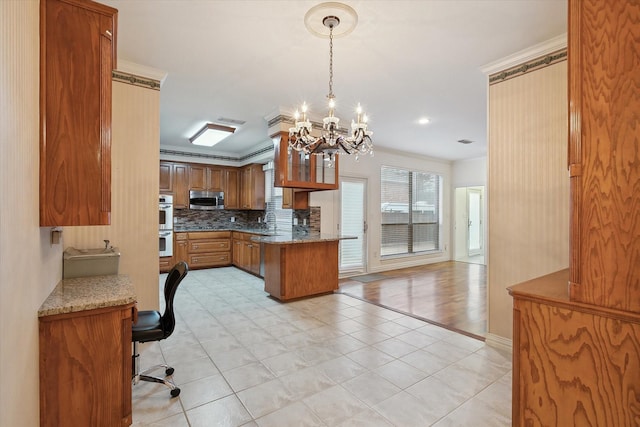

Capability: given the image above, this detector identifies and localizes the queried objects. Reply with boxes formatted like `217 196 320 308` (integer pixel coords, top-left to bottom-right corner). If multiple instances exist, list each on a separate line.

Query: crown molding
480 33 567 76
116 59 168 87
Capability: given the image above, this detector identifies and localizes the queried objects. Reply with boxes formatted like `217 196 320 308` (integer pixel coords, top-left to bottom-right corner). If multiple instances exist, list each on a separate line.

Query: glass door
467 188 483 256
339 177 367 273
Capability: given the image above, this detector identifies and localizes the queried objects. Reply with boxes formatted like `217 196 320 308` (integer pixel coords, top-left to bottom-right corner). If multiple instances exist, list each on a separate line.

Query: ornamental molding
487 49 567 85
112 70 161 90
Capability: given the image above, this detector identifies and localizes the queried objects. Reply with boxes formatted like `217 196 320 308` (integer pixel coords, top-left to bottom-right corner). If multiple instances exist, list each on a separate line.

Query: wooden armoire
509 1 640 426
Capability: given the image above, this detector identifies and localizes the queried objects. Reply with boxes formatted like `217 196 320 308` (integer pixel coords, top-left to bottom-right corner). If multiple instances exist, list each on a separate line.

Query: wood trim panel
512 295 640 426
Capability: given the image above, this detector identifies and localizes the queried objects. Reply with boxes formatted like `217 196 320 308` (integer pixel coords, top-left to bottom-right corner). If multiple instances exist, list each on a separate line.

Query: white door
467 188 483 256
339 177 367 273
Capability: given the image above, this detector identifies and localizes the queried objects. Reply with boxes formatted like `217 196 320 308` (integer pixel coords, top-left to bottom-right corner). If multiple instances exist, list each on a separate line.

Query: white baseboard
485 333 512 352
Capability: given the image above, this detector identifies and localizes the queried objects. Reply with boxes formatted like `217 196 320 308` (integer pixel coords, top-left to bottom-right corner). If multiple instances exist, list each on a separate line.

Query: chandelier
288 4 373 163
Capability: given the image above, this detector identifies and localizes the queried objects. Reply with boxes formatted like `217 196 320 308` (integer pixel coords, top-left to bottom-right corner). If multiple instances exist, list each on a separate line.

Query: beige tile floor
132 267 512 427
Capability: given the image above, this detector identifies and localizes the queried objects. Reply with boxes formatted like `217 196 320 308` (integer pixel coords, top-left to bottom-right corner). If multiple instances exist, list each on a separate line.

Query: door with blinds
339 177 367 273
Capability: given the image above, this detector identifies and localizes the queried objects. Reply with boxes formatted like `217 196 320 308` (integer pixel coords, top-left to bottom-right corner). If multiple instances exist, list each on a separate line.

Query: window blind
380 166 441 256
340 180 364 268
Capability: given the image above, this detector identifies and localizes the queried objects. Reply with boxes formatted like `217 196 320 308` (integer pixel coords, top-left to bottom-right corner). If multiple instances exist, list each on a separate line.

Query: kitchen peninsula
253 233 356 301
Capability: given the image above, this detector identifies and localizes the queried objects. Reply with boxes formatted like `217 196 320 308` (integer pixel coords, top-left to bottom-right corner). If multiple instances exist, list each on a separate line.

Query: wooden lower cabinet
39 303 135 427
232 232 261 276
175 233 188 264
509 270 640 427
186 231 231 269
159 256 173 273
263 240 338 300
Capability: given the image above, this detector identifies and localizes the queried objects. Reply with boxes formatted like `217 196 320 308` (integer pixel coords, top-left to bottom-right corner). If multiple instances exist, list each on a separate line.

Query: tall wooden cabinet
40 0 117 226
567 0 640 312
510 1 640 425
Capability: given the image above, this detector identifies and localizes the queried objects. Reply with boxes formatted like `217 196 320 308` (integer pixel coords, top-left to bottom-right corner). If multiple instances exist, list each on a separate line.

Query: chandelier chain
328 26 334 98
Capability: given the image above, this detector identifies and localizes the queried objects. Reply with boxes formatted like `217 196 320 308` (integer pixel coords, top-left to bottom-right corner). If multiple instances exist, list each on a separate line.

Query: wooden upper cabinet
282 188 310 210
40 0 117 226
159 161 173 192
173 163 189 209
568 0 640 312
189 165 223 191
272 131 339 190
240 164 265 210
223 168 240 209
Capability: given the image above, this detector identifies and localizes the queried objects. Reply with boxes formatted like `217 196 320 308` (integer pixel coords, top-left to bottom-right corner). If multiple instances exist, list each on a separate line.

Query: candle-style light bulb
301 103 308 121
294 110 300 121
356 103 363 123
363 114 368 124
328 98 335 117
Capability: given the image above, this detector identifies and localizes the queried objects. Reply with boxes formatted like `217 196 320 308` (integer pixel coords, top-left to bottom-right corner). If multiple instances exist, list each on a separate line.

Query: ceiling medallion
288 2 373 165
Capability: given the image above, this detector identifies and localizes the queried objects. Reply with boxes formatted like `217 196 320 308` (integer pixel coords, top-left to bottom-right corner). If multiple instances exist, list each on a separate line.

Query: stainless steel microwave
189 190 224 210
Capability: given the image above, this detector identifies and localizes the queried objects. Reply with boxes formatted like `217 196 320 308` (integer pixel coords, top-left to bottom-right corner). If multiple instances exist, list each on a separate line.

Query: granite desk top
251 232 357 245
38 274 137 317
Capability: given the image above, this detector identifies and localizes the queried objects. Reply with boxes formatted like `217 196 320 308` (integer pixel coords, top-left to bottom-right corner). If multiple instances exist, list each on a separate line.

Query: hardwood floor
338 261 487 340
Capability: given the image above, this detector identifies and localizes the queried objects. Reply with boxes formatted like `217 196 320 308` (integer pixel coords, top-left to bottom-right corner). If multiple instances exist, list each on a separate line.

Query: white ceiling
103 0 567 162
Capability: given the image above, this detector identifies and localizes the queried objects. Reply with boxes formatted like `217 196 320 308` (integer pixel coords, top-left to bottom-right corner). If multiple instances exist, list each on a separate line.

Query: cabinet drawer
188 231 230 240
189 252 230 267
159 256 173 273
175 233 188 241
189 239 230 253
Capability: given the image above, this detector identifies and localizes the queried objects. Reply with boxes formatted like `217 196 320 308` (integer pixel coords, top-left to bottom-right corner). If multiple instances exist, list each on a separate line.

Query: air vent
457 139 473 144
217 117 246 126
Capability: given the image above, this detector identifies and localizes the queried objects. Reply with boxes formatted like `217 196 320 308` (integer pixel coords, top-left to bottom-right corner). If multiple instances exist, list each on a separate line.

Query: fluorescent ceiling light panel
189 123 235 147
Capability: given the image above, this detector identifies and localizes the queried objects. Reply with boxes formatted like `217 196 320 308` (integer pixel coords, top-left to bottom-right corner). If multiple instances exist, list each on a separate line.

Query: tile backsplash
174 209 266 230
174 207 321 234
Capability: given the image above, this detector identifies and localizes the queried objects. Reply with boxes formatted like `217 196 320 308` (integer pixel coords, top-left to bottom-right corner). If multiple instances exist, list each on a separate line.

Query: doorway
454 186 485 264
339 177 367 274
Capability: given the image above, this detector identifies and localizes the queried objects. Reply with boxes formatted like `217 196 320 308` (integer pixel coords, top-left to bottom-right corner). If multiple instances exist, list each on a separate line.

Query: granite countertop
38 274 137 317
174 227 276 235
251 232 357 244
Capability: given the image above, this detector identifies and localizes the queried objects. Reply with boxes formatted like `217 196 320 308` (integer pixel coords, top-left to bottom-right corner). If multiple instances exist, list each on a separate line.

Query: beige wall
63 81 161 310
0 1 63 425
487 60 569 339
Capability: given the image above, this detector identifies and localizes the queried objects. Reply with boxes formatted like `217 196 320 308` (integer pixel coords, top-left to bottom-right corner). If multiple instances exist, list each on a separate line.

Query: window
380 166 441 256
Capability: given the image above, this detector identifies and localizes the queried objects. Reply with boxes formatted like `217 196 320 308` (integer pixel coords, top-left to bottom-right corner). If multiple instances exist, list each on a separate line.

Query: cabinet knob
105 29 112 37
193 244 199 249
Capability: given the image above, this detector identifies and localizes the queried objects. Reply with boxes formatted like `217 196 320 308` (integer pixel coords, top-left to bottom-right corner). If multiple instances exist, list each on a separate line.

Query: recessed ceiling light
189 123 235 147
418 117 430 125
457 139 473 144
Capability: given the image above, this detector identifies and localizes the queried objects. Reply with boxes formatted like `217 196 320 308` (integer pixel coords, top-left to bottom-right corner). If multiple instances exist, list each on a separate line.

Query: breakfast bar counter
252 233 355 301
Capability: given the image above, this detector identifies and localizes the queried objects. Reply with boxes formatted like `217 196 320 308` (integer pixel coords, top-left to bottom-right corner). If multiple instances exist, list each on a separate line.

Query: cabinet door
159 162 173 192
39 304 133 427
40 0 117 226
282 188 310 209
209 167 223 191
175 239 188 265
224 169 240 209
232 239 242 267
241 164 265 210
174 163 189 209
249 242 261 275
189 165 207 190
568 0 640 312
